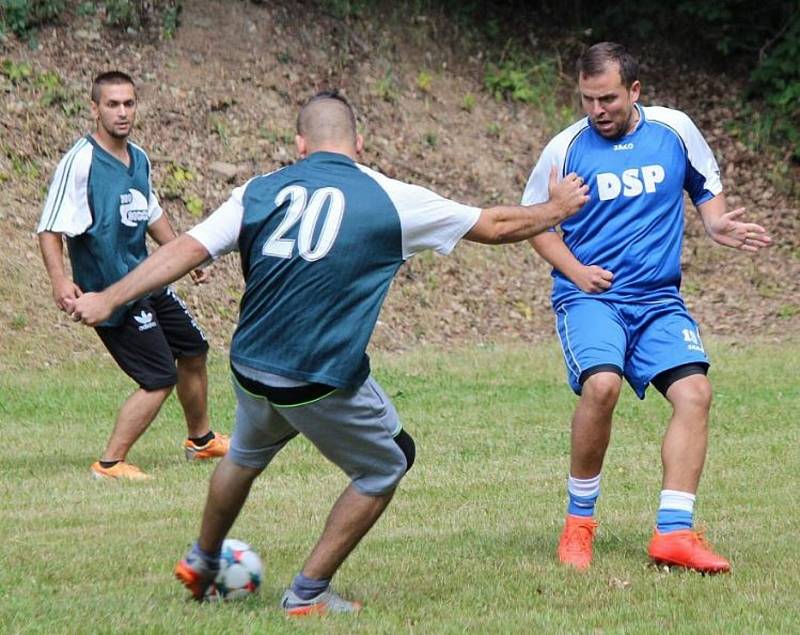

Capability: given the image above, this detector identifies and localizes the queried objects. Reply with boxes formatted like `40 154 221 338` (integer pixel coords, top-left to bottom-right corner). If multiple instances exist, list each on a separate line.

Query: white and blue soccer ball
205 538 263 601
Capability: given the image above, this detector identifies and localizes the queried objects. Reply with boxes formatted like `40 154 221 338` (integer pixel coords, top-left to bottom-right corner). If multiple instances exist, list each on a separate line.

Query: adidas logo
134 310 156 331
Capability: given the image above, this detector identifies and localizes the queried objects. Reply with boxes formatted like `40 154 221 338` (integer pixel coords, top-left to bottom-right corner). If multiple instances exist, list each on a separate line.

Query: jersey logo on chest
596 165 665 201
120 188 149 227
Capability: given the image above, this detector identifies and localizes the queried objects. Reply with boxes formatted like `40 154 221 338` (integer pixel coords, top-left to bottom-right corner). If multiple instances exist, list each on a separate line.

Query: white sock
568 473 601 498
659 489 696 512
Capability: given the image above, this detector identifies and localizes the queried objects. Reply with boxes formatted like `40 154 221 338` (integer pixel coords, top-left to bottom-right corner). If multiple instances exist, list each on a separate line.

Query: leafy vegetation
484 57 574 132
0 0 182 40
398 1 799 159
0 0 65 38
159 162 203 216
1 56 82 114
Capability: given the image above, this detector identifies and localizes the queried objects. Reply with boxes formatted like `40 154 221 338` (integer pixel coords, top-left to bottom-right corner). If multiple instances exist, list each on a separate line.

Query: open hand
707 207 772 252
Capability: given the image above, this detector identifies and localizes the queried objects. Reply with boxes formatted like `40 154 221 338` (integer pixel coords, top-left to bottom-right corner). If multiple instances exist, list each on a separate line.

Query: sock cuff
659 489 696 512
568 473 601 497
193 542 221 562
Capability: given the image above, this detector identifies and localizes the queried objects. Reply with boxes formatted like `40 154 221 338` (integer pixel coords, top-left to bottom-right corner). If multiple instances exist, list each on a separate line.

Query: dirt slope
1 0 798 370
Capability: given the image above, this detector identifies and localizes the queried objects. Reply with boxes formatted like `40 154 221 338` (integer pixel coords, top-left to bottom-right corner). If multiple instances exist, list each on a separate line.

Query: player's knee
672 375 713 412
140 381 175 395
177 352 207 372
582 372 622 408
353 430 416 496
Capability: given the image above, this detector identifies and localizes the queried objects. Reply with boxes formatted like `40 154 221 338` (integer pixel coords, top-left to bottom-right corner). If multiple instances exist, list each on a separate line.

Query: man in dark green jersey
68 91 589 613
37 71 229 480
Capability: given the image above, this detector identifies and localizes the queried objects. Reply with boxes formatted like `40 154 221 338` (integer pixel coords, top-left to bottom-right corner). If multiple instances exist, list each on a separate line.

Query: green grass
1 341 798 633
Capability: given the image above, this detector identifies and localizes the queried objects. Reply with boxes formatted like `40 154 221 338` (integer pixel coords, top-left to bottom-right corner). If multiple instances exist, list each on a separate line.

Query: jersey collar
305 150 356 165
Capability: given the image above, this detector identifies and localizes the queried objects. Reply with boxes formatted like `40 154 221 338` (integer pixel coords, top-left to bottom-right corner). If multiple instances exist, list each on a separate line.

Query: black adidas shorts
95 288 209 391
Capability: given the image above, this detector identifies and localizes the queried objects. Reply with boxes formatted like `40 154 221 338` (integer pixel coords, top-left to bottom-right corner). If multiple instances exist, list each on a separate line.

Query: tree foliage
411 0 799 159
0 0 181 39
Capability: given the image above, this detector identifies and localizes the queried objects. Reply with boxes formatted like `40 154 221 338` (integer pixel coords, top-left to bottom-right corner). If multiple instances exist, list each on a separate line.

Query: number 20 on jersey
262 185 345 261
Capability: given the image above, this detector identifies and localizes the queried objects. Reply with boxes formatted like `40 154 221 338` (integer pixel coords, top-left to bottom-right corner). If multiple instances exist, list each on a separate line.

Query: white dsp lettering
597 165 665 201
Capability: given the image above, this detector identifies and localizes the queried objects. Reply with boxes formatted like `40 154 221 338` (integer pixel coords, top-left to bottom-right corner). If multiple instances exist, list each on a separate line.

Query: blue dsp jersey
522 105 722 307
189 151 480 389
37 135 163 326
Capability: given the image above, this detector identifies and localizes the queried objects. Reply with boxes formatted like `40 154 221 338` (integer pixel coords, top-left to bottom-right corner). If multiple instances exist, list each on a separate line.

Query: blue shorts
554 297 710 399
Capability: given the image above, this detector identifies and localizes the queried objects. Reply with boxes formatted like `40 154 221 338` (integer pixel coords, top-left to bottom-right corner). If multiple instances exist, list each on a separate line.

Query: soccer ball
205 538 263 601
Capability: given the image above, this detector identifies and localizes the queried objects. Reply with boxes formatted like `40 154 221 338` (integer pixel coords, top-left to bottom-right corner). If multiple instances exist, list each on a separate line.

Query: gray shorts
229 374 408 496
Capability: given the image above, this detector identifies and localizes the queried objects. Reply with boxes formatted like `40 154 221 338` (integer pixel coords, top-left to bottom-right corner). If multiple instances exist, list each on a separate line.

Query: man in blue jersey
37 71 229 481
523 42 772 573
66 90 589 614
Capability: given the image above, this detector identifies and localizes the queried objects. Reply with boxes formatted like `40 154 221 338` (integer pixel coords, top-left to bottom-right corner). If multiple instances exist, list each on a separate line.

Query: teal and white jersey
189 151 481 388
38 135 163 325
522 105 722 307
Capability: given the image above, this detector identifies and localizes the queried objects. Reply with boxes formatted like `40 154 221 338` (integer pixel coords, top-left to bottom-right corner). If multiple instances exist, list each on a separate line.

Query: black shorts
95 288 209 391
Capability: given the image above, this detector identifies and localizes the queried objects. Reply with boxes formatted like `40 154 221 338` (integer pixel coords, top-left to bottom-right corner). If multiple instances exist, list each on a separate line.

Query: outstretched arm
697 194 772 252
465 167 589 244
529 232 613 293
66 234 210 326
148 215 210 284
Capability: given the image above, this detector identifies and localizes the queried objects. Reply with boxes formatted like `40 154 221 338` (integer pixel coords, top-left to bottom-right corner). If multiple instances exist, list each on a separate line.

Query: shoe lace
566 521 597 551
690 529 715 551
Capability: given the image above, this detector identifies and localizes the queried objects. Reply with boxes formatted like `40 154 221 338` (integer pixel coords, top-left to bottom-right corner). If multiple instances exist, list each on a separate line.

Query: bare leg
176 353 210 438
301 485 394 580
570 372 622 478
662 374 712 493
197 456 263 554
101 386 172 461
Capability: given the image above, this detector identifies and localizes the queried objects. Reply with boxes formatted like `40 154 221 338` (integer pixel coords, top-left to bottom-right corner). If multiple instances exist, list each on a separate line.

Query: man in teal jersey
67 91 588 613
37 71 229 480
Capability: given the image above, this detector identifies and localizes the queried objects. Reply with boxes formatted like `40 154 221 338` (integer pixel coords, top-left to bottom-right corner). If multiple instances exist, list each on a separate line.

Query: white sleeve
521 144 559 206
356 165 480 259
520 120 588 206
646 107 723 203
186 185 245 259
680 114 723 200
37 139 93 236
141 148 163 226
147 189 163 226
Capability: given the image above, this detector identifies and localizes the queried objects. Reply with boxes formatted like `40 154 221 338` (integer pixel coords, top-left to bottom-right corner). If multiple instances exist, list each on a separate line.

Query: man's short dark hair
296 90 356 139
577 42 639 88
91 71 136 103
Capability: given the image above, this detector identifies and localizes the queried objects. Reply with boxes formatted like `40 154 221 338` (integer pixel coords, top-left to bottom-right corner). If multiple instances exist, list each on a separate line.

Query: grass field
1 341 798 633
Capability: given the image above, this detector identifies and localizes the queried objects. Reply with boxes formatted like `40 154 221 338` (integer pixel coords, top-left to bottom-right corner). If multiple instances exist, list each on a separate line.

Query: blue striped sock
567 474 601 517
568 492 599 517
656 490 695 533
656 508 693 532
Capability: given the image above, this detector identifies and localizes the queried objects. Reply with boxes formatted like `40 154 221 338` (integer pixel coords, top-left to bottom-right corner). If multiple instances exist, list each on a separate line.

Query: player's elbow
465 214 515 245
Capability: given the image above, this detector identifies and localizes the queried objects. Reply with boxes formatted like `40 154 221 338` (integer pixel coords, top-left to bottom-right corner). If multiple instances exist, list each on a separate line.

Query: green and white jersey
37 135 162 325
189 151 481 388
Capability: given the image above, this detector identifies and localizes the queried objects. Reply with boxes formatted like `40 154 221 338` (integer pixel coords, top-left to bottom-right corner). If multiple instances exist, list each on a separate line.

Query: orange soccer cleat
557 514 599 571
90 461 151 481
648 528 731 573
184 433 230 461
174 544 219 601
